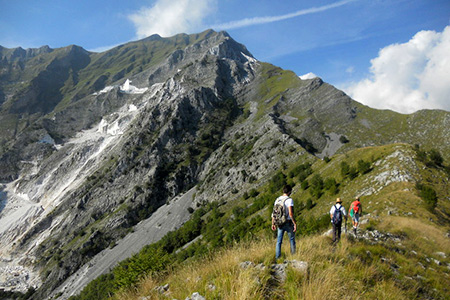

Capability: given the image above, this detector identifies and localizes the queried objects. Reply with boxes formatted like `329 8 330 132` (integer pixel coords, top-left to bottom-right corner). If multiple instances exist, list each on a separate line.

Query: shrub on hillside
340 161 350 178
324 177 339 195
309 174 324 199
288 163 313 182
305 198 315 210
301 180 309 190
416 183 438 212
414 145 445 168
357 159 371 175
269 171 287 193
428 149 444 167
348 166 358 179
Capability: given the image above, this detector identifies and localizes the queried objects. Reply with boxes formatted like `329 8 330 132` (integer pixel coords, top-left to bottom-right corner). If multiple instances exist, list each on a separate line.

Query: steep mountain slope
0 30 258 298
0 29 448 299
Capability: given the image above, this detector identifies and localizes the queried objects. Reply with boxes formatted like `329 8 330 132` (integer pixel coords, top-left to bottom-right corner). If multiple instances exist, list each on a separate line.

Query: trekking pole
345 220 347 236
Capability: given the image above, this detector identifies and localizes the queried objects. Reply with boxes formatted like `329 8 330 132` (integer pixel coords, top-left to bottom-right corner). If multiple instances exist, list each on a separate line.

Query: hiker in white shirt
330 198 347 243
271 185 297 259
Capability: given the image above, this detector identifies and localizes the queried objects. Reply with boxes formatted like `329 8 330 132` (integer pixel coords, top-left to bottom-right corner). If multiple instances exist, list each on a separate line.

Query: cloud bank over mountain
343 26 450 114
299 72 318 80
128 0 217 38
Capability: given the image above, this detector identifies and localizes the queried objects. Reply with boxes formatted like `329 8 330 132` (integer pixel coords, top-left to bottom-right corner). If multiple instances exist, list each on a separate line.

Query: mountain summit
0 30 448 299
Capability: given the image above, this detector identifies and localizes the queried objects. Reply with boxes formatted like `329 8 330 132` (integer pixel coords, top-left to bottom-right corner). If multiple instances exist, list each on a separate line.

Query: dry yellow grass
378 216 450 254
114 239 274 300
113 230 439 300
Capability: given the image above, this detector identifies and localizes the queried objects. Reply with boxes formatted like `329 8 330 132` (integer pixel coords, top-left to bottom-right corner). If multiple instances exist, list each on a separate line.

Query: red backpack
351 200 361 213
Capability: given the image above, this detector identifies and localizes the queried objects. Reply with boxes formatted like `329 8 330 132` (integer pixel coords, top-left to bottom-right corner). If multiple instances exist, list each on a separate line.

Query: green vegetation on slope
254 63 305 120
67 143 450 300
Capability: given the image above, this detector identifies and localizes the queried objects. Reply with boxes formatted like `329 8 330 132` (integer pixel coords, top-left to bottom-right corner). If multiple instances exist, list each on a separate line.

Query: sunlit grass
113 225 450 300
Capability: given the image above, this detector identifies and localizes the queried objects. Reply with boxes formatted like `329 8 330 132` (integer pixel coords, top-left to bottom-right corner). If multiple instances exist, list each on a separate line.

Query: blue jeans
276 221 296 259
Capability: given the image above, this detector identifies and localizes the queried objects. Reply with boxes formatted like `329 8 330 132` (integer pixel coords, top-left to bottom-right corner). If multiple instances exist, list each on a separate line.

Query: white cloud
89 43 121 53
128 0 217 38
345 66 354 74
344 26 450 114
299 72 318 80
212 0 356 30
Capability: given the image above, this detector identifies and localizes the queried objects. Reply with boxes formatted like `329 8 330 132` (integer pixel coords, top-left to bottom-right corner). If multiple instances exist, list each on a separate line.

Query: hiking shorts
352 213 360 223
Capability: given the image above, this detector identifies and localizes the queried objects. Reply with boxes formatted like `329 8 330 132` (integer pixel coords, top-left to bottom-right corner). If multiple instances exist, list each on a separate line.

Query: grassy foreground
113 215 450 300
68 143 449 300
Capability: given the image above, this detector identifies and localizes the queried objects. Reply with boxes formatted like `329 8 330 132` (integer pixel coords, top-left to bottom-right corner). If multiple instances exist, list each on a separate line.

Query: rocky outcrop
0 30 262 298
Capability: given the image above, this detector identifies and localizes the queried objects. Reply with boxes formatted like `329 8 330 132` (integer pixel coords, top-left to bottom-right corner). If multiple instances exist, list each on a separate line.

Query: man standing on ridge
272 185 297 260
330 198 347 243
349 196 362 236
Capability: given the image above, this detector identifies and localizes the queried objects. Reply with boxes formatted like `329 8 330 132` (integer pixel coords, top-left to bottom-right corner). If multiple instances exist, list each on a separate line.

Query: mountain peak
143 33 163 41
61 44 89 55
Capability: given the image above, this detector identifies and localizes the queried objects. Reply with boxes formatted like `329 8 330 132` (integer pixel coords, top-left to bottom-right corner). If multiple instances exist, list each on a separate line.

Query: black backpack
332 204 343 224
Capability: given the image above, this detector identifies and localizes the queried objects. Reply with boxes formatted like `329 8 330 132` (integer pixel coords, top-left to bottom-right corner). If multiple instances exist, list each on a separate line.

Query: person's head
336 198 342 203
355 196 360 201
283 185 292 195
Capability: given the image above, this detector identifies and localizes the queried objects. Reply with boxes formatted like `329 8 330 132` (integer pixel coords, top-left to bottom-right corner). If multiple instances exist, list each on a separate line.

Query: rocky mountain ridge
0 30 261 298
0 29 448 299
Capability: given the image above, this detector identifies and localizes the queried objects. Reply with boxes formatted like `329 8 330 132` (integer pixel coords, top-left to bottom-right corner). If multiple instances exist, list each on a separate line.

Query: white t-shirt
330 203 346 216
275 195 293 220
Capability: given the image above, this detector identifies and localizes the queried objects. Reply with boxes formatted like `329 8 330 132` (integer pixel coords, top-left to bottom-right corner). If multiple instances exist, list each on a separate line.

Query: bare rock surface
50 188 195 299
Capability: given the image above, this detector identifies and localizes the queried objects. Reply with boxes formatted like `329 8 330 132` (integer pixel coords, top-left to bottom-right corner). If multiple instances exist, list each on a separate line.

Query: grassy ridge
114 220 450 300
67 143 450 300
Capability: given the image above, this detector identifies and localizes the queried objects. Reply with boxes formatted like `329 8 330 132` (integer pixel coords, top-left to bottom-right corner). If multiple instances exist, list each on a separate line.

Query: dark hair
283 185 292 195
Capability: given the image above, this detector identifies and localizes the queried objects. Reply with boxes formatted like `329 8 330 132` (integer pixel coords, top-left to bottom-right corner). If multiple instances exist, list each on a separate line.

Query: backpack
272 197 289 226
349 207 354 218
332 204 343 224
351 201 360 214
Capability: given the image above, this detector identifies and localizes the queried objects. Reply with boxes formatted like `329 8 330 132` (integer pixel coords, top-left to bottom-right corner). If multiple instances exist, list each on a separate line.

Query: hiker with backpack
349 197 362 235
271 185 297 259
329 198 347 243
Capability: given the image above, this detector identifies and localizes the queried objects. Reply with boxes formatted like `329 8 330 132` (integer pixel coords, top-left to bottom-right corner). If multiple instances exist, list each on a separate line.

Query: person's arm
288 206 296 232
271 216 276 231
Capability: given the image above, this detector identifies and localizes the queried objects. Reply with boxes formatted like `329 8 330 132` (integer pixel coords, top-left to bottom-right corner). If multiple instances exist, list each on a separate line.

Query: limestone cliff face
0 30 263 297
0 30 448 298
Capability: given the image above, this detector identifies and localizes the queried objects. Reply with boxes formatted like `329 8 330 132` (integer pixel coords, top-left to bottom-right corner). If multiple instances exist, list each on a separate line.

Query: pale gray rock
186 292 206 300
270 263 287 282
289 260 308 276
240 261 256 269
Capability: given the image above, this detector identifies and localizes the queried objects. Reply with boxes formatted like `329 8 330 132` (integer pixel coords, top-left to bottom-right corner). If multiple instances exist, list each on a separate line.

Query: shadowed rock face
0 29 448 298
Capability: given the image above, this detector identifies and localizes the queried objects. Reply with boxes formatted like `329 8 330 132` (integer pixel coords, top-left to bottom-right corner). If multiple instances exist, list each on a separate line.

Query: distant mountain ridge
0 29 448 299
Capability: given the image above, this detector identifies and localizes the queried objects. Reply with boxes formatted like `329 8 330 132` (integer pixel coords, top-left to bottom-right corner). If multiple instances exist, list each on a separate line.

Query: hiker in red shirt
349 197 362 236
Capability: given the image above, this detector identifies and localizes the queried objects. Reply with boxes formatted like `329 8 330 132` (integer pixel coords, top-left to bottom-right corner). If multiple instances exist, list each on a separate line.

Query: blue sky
1 0 449 113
